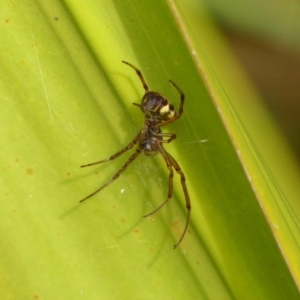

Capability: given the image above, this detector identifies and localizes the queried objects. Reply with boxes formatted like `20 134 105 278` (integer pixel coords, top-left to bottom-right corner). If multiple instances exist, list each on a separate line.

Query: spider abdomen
141 92 175 121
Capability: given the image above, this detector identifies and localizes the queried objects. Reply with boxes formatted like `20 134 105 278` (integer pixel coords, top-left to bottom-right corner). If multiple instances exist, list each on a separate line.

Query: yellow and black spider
80 61 190 249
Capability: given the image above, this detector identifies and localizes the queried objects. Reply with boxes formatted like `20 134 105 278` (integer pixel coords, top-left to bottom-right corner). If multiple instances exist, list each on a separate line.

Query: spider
80 61 191 249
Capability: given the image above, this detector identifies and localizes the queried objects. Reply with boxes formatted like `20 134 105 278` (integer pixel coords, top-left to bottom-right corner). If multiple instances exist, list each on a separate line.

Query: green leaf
0 0 299 299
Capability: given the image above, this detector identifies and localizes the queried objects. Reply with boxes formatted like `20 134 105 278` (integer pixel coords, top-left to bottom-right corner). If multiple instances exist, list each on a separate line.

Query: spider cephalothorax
80 61 190 249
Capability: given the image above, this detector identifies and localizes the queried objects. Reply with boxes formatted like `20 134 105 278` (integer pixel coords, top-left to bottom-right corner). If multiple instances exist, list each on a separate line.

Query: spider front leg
143 145 190 248
144 145 190 248
80 148 142 203
143 146 174 219
79 132 142 203
167 152 191 249
81 132 141 168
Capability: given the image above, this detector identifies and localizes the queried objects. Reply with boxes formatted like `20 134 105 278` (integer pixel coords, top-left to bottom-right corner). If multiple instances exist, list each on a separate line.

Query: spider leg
167 152 191 249
169 80 184 117
122 61 149 93
154 132 177 143
158 80 185 127
81 132 141 168
80 148 142 203
143 146 174 218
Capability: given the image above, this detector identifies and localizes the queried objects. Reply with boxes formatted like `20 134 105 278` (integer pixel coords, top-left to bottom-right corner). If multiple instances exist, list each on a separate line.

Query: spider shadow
115 201 171 265
58 162 126 220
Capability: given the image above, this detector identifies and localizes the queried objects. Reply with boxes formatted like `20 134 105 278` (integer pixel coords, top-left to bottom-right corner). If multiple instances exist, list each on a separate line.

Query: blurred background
199 0 300 163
